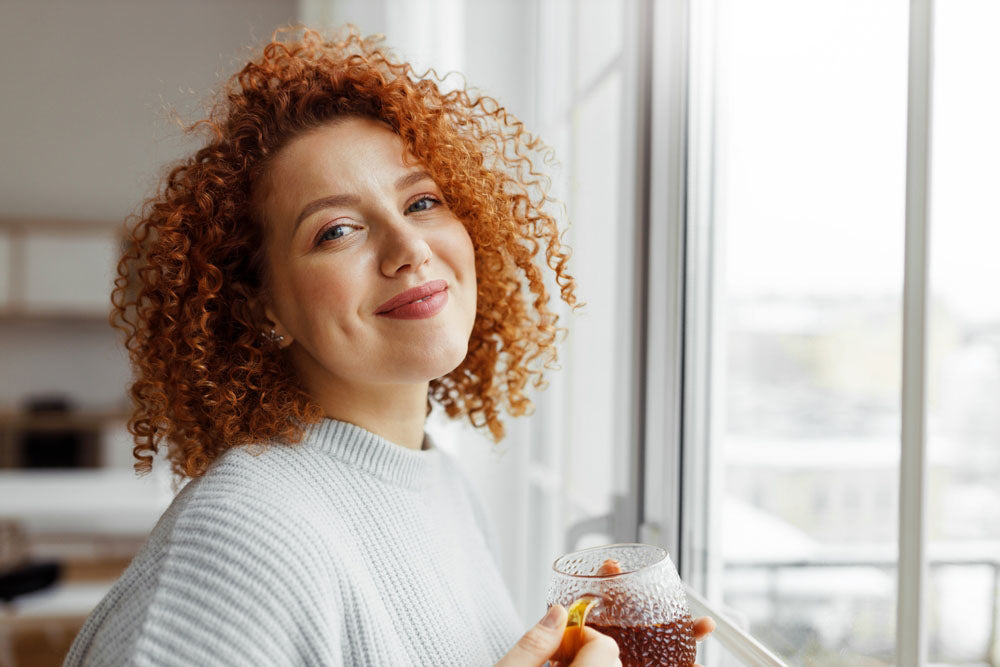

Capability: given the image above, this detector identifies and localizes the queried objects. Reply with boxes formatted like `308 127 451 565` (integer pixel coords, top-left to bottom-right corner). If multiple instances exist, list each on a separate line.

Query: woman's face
257 116 478 395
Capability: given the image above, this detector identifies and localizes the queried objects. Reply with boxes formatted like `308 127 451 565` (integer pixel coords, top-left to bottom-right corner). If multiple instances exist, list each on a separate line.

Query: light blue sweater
65 418 524 666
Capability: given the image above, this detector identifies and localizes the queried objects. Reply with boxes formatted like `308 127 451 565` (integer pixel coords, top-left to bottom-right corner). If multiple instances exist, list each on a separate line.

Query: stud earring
262 329 285 345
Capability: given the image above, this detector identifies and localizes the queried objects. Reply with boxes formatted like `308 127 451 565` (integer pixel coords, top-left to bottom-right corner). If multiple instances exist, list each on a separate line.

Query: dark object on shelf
3 395 101 469
25 396 73 414
0 561 62 602
20 430 89 467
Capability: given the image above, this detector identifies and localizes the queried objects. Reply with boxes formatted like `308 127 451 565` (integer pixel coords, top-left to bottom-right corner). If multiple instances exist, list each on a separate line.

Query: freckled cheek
289 266 360 332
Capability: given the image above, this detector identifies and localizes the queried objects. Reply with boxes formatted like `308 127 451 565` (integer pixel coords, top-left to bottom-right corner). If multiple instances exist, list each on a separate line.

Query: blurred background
0 1 997 666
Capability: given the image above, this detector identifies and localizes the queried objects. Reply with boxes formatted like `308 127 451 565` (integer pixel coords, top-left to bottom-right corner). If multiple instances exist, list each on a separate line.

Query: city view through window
704 1 999 664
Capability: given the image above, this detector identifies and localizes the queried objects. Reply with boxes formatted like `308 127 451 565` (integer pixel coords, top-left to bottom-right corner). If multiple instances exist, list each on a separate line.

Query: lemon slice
567 595 598 627
553 596 599 663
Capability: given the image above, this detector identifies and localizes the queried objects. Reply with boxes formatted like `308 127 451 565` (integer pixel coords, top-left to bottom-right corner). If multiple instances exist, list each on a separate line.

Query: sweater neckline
300 418 438 489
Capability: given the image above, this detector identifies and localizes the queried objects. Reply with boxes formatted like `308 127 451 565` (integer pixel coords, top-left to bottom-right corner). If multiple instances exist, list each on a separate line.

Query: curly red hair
113 27 577 478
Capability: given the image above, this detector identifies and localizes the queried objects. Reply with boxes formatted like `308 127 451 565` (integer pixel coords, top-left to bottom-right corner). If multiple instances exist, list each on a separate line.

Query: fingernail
540 605 562 629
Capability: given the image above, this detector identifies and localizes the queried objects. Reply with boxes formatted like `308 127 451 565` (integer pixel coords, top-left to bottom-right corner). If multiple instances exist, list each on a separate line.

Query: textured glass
547 544 696 666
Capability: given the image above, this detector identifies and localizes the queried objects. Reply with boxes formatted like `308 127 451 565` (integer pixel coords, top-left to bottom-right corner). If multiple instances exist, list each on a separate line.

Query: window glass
927 1 1000 663
695 1 910 662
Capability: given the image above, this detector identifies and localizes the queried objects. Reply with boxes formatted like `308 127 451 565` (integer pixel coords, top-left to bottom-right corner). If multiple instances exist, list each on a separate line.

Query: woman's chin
369 346 468 386
407 334 470 378
422 357 468 384
431 359 467 383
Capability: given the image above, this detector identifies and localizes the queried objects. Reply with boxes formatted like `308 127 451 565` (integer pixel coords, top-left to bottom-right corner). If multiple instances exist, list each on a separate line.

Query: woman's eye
318 224 353 244
406 196 440 214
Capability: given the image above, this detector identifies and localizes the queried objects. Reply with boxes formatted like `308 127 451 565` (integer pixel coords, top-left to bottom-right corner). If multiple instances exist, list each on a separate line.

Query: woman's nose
378 218 433 278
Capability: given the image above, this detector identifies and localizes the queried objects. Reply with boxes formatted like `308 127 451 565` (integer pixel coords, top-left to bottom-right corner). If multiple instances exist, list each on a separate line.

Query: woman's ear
250 293 294 349
263 303 294 349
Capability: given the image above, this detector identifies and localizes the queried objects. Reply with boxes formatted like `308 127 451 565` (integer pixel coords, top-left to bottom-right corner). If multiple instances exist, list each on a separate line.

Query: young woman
65 28 712 666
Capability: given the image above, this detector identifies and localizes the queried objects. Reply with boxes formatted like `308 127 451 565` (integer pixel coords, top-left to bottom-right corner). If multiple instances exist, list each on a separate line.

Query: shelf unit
0 218 124 322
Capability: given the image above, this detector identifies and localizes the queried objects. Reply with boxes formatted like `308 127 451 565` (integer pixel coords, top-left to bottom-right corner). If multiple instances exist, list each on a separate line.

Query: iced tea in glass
546 543 696 667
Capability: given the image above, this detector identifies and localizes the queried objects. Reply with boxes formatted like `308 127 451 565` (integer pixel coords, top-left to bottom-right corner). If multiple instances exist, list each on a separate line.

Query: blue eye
407 196 440 213
318 224 353 243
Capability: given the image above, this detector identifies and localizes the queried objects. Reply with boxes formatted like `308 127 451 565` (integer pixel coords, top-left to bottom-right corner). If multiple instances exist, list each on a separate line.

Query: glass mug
546 543 696 667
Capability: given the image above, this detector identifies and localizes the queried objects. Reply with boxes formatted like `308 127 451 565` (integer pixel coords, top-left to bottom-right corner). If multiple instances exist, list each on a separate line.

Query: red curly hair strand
112 27 578 478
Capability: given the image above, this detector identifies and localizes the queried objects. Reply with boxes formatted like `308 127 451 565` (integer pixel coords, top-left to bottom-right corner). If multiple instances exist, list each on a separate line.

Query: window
677 1 910 662
671 0 1000 664
927 1 1000 663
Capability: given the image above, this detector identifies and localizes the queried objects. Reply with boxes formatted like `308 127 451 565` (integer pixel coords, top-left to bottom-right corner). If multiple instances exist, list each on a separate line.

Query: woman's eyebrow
293 193 361 233
394 170 434 191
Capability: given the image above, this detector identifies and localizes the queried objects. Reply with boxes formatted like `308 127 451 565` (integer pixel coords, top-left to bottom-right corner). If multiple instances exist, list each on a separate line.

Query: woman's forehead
270 118 417 191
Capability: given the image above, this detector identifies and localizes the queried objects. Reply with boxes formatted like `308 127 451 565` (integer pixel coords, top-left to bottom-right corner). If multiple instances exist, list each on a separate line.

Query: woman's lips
377 289 448 319
375 280 449 319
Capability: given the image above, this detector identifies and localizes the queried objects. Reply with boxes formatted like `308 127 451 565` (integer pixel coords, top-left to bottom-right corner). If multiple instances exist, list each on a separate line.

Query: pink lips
375 280 449 320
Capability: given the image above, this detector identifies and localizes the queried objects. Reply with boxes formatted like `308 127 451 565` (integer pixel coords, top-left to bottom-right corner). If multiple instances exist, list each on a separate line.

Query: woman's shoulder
131 443 342 619
167 441 334 537
65 442 346 666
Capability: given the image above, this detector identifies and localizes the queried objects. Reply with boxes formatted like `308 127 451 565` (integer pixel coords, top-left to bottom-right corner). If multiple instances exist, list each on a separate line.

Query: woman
66 27 712 666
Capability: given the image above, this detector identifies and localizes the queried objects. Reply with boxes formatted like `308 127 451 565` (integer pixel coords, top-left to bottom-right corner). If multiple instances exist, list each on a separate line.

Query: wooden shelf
0 309 113 324
0 409 129 431
0 218 123 234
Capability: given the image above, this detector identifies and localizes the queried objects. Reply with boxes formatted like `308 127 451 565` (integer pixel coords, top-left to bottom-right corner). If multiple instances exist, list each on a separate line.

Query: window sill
685 584 789 667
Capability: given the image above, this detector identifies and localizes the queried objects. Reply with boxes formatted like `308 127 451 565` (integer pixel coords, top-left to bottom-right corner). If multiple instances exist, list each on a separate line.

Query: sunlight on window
927 1 1000 663
712 1 910 663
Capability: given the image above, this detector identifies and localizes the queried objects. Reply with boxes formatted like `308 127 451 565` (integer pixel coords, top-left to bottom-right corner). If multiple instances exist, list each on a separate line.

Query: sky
717 0 999 325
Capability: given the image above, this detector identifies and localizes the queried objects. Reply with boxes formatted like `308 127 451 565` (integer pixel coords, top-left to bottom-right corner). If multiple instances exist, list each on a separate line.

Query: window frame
637 0 937 663
898 0 933 663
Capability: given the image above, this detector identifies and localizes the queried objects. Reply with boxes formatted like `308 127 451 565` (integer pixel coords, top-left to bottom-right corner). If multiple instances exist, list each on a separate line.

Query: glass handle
552 596 599 664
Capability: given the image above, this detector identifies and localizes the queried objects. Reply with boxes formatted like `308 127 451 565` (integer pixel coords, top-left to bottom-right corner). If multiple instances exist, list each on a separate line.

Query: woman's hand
495 606 717 667
495 605 621 667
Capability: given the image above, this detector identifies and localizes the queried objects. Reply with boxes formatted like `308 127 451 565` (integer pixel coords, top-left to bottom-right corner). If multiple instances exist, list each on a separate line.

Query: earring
262 329 285 345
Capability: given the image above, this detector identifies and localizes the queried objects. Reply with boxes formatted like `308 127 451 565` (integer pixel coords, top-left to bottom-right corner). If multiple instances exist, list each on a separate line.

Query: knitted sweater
64 418 524 666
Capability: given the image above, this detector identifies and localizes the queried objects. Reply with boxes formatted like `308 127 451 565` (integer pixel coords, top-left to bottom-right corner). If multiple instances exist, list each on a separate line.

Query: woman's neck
306 378 429 451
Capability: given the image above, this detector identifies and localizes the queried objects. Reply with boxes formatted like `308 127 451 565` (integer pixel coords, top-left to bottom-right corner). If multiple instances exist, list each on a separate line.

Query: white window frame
898 0 933 663
639 0 936 664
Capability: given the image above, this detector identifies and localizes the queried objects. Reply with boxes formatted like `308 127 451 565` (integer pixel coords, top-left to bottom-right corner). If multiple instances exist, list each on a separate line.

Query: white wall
303 0 538 128
0 0 297 221
0 0 296 408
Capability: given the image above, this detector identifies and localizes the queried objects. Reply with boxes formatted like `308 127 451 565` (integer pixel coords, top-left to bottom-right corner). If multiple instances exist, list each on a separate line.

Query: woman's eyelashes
315 223 357 245
313 196 444 247
406 195 441 214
